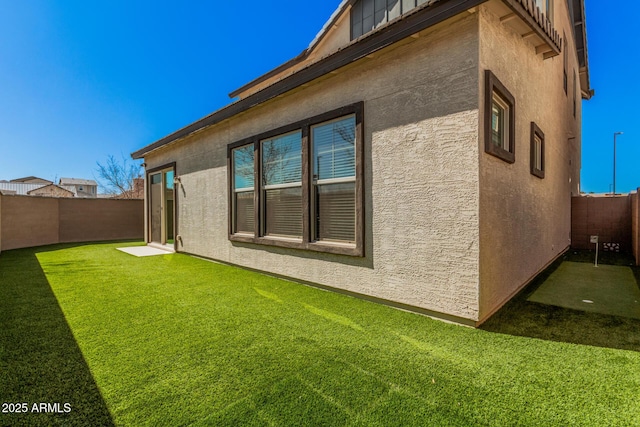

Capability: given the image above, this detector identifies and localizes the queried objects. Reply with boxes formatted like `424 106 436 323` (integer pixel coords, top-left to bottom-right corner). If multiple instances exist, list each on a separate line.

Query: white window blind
262 131 302 237
233 145 255 234
312 116 356 242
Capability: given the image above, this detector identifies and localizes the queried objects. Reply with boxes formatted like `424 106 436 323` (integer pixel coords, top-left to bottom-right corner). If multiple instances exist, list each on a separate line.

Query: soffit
485 0 562 59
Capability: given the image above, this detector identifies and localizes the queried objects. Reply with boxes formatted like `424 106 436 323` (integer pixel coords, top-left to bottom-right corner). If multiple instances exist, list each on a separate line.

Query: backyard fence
0 194 143 253
571 189 640 265
632 191 640 266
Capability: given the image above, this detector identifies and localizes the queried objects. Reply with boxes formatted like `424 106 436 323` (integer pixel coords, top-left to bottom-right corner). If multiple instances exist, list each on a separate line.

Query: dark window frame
530 122 545 179
484 70 516 164
146 161 178 251
573 69 577 118
563 31 568 95
227 102 364 257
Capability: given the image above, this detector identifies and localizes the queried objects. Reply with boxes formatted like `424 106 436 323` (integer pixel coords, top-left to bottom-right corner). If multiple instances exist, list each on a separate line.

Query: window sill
485 144 515 164
531 169 545 179
229 233 363 257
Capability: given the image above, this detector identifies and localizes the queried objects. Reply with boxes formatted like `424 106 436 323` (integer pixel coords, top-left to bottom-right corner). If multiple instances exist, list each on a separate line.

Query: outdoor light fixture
613 131 623 195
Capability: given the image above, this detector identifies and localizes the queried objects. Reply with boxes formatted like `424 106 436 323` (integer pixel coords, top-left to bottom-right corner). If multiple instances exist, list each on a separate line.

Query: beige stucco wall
307 6 352 62
0 195 143 251
145 13 481 322
477 2 582 321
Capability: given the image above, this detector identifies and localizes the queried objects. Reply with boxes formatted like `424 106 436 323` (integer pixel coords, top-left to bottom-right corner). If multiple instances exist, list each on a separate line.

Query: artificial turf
1 242 639 426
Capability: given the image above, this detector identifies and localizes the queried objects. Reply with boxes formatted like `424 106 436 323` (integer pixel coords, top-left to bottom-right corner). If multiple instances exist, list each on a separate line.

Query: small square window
484 70 515 163
563 32 568 95
530 122 545 179
491 93 510 152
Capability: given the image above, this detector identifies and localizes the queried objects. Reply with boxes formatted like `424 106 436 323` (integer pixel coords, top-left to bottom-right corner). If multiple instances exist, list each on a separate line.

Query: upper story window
530 122 545 179
351 0 429 39
484 70 516 164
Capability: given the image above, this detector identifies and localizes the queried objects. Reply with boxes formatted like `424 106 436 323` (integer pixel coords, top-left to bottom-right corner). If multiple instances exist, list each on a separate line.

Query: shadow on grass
0 247 114 426
481 250 640 352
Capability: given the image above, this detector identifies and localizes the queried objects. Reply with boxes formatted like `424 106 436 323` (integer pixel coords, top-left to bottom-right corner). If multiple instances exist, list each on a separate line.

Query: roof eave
132 0 487 160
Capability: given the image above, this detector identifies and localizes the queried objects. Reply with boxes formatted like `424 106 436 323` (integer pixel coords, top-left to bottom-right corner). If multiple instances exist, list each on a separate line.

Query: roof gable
10 176 52 184
27 184 75 197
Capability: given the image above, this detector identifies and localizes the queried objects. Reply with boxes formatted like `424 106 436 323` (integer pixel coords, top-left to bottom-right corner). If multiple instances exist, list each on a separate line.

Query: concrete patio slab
117 246 173 257
528 261 640 320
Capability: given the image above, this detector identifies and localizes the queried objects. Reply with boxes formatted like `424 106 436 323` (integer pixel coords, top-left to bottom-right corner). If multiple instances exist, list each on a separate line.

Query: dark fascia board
132 0 487 160
228 50 308 100
573 0 592 99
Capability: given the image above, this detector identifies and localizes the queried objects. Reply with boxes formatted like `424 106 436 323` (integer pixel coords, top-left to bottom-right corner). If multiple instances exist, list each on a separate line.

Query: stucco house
132 0 591 326
27 184 75 198
10 176 53 185
59 178 98 198
0 181 77 197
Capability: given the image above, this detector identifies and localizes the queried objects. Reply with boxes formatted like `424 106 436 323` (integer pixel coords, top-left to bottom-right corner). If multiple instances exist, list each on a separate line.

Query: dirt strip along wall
571 194 632 254
0 194 143 252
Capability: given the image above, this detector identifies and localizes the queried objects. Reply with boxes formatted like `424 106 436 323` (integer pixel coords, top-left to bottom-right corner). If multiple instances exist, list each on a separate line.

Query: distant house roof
59 178 98 186
27 184 75 197
10 176 52 184
0 182 77 196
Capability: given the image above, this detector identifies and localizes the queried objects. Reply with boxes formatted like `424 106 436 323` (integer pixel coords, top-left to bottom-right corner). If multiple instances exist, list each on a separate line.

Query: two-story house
132 0 591 326
59 178 98 198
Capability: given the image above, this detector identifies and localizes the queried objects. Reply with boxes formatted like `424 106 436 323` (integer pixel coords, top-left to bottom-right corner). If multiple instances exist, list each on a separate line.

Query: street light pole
613 132 623 195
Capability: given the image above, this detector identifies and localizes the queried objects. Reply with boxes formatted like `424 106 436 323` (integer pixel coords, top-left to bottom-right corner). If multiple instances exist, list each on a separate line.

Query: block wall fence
571 191 640 265
0 194 143 253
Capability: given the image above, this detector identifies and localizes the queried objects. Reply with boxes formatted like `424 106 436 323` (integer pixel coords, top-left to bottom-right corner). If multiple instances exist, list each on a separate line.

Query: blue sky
0 0 637 193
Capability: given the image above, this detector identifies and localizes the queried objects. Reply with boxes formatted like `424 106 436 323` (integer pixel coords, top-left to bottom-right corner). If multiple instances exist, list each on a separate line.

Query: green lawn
1 242 639 426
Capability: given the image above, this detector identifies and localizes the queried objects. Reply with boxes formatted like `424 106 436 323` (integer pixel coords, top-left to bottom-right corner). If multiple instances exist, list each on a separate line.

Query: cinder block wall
0 195 60 250
0 194 3 254
0 195 144 251
632 190 639 265
571 195 632 252
59 199 144 243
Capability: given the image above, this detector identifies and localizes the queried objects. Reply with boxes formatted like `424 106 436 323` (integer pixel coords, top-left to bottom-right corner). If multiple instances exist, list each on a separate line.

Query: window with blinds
262 131 302 238
232 145 255 234
227 102 364 256
351 0 430 39
312 116 356 243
